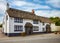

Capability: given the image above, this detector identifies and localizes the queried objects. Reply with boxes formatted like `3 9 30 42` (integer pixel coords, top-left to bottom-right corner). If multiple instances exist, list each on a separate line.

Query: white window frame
14 25 23 31
33 26 39 31
33 20 38 24
14 17 23 23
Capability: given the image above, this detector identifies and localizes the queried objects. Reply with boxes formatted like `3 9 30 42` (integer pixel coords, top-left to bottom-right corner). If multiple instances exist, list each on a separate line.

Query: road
0 38 60 43
0 33 60 43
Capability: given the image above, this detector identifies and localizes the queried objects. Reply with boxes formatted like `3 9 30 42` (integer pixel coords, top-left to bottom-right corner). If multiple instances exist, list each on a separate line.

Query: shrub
0 24 2 27
55 20 60 26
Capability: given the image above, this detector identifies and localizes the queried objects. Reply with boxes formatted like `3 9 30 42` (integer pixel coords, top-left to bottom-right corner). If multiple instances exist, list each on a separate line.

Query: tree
50 17 60 26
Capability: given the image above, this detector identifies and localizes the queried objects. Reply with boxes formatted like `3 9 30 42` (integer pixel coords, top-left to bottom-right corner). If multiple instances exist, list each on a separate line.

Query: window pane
42 28 45 31
14 25 17 31
14 18 23 23
33 20 38 24
43 22 44 25
14 25 23 31
33 26 39 31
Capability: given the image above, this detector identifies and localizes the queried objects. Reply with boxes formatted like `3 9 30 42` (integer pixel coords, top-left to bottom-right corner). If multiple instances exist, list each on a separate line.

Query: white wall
8 17 50 33
42 23 50 32
51 23 55 31
2 12 10 33
55 26 60 31
2 15 6 33
9 17 24 33
23 19 42 32
6 14 10 33
2 10 51 34
51 23 60 31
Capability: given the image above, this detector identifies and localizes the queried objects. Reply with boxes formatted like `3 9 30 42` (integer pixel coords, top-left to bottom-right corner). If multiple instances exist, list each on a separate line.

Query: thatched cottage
2 3 52 36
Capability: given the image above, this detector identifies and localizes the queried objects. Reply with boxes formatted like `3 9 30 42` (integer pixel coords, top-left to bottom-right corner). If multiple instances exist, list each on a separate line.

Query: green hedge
55 20 60 26
50 17 60 26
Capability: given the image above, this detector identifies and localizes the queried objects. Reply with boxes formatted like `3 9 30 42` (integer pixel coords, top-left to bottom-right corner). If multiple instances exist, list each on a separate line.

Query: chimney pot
32 9 34 14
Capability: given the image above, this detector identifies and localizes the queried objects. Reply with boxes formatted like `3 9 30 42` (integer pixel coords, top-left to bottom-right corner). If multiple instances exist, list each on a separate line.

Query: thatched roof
7 8 51 23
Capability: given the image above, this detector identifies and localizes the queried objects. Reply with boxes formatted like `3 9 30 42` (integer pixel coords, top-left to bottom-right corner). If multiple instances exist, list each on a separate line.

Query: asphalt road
0 33 60 43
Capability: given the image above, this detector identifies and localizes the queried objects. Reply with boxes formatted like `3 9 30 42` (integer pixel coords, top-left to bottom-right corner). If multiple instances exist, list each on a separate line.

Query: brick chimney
32 9 35 14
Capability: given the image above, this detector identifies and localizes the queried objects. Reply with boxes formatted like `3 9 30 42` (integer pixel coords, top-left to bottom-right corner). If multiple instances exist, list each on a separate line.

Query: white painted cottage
2 4 52 36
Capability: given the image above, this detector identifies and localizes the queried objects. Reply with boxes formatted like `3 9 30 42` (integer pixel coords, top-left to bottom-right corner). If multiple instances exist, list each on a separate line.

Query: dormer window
14 17 23 23
33 20 38 24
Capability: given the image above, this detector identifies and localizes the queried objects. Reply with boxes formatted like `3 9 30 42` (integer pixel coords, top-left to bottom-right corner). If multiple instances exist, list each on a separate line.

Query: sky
0 0 60 24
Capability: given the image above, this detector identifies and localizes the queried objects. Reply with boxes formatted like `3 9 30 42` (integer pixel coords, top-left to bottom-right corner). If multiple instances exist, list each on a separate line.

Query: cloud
33 0 44 3
11 1 26 6
33 0 60 9
0 0 6 14
0 0 6 23
10 0 51 10
46 0 60 8
35 10 60 17
7 0 60 17
0 0 60 23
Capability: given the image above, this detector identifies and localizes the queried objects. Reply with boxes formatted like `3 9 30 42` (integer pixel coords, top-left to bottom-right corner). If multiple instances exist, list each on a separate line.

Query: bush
50 17 60 26
55 20 60 26
0 24 2 27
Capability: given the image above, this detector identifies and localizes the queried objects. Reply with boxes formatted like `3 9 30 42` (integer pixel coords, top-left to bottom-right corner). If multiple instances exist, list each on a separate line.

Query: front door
46 24 51 33
25 22 33 35
25 27 33 35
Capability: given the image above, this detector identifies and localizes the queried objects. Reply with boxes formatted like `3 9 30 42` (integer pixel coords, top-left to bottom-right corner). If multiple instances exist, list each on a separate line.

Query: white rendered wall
55 26 60 31
51 23 60 31
9 17 24 33
2 15 6 33
8 17 50 33
51 23 55 31
6 14 10 33
2 12 10 33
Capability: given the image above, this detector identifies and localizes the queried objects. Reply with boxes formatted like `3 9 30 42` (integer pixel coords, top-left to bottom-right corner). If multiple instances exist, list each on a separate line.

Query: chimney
32 9 35 14
6 3 9 10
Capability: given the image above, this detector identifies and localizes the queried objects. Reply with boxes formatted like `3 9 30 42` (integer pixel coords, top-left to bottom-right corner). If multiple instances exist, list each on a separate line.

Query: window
6 15 8 20
43 22 44 25
42 28 45 31
14 17 23 23
33 26 39 31
33 20 38 24
14 25 23 31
